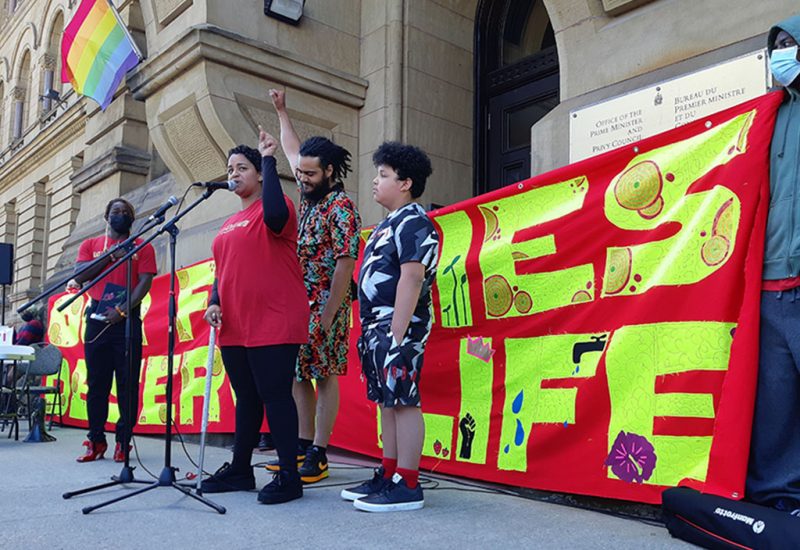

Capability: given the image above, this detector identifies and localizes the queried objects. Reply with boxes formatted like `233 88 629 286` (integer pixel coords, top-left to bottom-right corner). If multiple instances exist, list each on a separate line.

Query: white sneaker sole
352 498 424 512
340 489 367 501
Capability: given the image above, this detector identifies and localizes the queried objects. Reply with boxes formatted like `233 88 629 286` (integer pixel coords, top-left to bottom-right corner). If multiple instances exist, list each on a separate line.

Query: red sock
397 468 419 489
381 458 397 479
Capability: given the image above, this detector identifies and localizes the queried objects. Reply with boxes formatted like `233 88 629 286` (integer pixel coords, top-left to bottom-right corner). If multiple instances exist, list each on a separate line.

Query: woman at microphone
201 129 309 505
70 199 156 463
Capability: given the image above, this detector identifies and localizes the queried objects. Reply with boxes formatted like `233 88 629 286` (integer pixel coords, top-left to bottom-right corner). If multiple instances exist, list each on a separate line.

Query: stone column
46 155 82 279
358 1 404 225
70 92 151 228
40 54 56 113
0 202 16 245
11 86 24 142
0 202 15 317
69 1 151 229
10 181 46 306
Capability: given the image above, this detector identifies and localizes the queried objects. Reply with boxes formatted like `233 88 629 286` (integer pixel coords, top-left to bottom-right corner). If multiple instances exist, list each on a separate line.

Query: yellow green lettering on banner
47 294 86 348
499 332 608 472
139 354 173 425
139 293 151 346
655 393 715 418
44 357 71 411
436 211 473 328
602 111 754 297
605 322 733 486
67 359 88 421
456 337 493 464
179 345 226 425
478 177 594 319
108 377 119 424
176 261 215 343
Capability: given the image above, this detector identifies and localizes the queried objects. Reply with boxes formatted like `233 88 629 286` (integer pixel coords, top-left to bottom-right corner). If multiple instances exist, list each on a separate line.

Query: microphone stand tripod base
62 195 227 515
113 465 139 484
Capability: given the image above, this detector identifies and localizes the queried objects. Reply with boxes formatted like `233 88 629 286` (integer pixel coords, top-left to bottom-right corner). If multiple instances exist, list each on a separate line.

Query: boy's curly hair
372 142 432 198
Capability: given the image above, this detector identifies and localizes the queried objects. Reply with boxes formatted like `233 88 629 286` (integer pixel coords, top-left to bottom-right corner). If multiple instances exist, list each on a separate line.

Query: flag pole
105 0 144 61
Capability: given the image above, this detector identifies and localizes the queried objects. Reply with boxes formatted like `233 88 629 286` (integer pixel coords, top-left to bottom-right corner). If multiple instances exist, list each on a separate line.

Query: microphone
192 180 238 191
148 196 179 221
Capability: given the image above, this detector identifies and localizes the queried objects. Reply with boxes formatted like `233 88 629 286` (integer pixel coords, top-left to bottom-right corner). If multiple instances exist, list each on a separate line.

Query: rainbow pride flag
61 0 141 110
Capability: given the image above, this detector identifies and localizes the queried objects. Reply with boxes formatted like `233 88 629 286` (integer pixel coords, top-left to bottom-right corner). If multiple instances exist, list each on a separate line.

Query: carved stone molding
602 0 656 16
39 53 56 70
127 24 367 185
71 145 151 193
161 101 225 184
11 86 24 101
153 0 192 28
128 25 367 108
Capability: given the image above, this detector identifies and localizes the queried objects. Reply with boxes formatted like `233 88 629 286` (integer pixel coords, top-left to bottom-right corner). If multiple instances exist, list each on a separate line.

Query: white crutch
196 327 216 494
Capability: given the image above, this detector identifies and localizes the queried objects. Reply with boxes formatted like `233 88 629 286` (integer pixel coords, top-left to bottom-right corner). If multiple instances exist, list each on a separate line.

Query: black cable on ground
417 471 665 529
312 457 666 529
129 434 158 480
134 430 665 528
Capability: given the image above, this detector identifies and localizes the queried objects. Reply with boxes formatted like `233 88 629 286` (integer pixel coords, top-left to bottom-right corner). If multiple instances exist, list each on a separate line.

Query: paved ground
0 423 694 549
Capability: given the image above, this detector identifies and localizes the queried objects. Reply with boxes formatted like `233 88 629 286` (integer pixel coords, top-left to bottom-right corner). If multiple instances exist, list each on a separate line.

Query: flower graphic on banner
604 431 656 483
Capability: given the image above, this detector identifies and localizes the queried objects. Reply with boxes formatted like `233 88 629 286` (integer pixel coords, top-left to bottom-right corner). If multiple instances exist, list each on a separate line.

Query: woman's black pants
220 344 300 471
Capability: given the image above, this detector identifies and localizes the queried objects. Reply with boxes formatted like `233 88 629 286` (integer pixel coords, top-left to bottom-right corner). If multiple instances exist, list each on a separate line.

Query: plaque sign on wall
569 51 770 163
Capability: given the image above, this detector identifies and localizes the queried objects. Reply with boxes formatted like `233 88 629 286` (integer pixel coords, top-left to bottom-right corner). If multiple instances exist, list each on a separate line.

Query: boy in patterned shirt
341 142 439 512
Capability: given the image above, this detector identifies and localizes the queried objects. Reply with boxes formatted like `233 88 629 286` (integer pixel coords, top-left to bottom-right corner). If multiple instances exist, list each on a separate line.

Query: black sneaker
200 462 255 493
340 466 389 501
256 433 275 451
265 452 305 472
257 469 303 504
353 473 424 512
299 446 329 484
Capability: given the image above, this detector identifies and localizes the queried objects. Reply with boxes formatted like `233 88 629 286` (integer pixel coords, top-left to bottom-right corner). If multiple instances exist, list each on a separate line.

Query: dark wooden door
487 73 559 191
474 0 559 196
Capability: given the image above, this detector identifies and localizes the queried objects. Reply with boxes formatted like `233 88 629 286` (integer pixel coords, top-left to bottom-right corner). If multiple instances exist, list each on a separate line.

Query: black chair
17 342 63 442
0 345 38 440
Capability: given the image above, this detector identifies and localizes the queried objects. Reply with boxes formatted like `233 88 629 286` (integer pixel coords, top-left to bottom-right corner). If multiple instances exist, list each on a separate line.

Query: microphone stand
54 213 167 503
17 213 165 315
63 188 225 514
16 212 162 503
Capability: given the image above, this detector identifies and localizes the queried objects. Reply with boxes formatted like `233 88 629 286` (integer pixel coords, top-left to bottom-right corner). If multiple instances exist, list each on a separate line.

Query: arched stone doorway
474 0 559 194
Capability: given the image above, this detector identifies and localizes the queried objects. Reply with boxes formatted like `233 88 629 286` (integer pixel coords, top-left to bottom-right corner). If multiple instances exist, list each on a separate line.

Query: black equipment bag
662 487 800 549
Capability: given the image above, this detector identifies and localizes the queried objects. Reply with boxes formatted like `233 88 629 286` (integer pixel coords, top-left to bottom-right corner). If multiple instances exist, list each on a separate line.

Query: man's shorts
296 304 350 381
358 323 428 408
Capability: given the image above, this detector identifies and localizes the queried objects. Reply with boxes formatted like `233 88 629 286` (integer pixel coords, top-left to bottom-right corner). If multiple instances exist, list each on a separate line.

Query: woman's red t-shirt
212 197 309 347
76 236 157 301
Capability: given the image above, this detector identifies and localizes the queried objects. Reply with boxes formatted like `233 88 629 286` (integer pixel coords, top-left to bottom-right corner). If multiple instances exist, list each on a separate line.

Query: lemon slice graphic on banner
712 199 736 239
701 235 730 266
484 275 513 317
513 290 533 314
479 205 500 242
604 248 632 295
614 161 663 211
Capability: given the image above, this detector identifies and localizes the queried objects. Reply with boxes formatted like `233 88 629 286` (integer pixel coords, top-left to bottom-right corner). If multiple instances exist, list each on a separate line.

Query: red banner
47 93 782 503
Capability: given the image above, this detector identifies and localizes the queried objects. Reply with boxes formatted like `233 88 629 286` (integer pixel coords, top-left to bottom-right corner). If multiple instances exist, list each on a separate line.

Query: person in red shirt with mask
200 129 309 505
70 198 156 463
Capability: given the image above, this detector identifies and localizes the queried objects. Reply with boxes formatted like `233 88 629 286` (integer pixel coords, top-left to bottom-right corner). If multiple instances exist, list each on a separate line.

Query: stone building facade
0 0 793 317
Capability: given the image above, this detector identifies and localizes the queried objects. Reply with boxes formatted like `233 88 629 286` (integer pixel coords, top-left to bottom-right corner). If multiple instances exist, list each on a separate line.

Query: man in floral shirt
271 89 361 483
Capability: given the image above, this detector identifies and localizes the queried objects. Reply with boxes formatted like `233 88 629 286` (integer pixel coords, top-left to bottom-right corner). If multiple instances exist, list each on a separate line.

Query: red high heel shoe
76 440 108 462
113 442 132 462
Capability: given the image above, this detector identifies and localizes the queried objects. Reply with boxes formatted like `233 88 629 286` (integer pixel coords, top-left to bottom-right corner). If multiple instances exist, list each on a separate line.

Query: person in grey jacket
747 13 800 514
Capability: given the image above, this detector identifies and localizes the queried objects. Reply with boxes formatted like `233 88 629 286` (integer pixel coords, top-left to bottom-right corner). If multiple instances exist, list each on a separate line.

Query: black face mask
108 213 133 234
